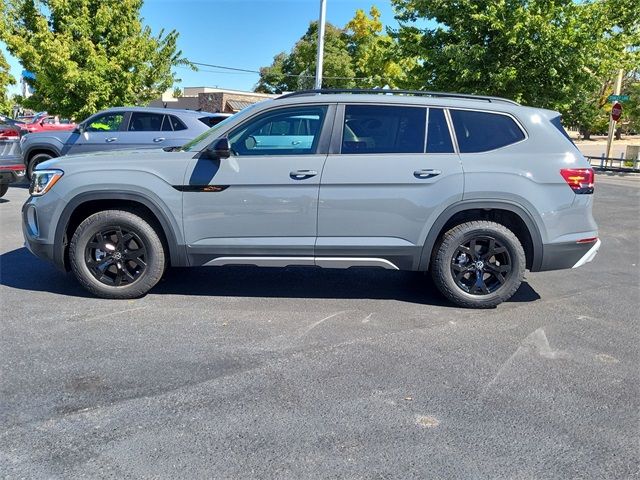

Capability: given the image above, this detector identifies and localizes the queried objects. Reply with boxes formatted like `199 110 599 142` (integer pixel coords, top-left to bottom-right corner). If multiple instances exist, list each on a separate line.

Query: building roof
226 100 256 112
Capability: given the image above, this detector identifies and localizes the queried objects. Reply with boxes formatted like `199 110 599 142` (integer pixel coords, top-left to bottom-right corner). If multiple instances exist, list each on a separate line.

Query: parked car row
20 107 231 178
0 108 231 196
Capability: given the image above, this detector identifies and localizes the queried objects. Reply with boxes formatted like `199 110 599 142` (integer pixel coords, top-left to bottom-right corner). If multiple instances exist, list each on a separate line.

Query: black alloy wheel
431 220 525 308
450 236 512 295
84 226 147 286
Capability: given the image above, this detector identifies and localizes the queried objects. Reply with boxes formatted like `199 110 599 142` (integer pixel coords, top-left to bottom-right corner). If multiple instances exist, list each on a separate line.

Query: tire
431 221 526 308
0 183 8 198
27 153 54 180
69 210 166 299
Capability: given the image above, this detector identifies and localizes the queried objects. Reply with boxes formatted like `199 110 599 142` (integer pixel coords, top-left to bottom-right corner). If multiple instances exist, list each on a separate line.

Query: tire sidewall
434 223 525 307
28 153 54 180
0 183 8 197
70 211 164 298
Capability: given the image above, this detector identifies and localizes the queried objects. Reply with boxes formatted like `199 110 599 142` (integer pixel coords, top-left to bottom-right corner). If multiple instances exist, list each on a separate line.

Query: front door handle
105 137 117 143
414 169 442 179
153 137 165 143
290 170 318 179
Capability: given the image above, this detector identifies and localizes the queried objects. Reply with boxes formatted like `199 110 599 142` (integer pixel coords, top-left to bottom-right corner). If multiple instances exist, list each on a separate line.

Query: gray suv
20 107 231 178
22 89 600 308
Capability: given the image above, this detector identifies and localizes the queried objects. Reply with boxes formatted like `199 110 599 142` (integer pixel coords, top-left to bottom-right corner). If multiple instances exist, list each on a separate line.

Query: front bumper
22 198 65 271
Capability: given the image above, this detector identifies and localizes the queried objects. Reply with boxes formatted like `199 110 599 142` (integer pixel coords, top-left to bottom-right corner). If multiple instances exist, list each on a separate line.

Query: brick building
148 87 276 113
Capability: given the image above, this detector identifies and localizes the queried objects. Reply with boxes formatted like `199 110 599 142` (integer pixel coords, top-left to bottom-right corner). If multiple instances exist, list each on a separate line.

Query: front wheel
431 221 525 308
27 153 54 180
69 210 166 299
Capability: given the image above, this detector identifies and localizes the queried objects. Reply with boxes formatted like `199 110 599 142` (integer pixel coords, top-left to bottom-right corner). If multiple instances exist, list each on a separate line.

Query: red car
22 112 76 133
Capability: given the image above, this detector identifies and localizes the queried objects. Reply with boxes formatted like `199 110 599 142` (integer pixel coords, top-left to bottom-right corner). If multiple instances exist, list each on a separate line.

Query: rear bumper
538 238 601 271
572 239 601 268
0 162 27 184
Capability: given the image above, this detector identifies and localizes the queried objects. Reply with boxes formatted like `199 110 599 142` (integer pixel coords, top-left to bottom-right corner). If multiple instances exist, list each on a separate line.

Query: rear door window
450 110 525 153
426 108 454 153
341 105 426 154
128 112 164 132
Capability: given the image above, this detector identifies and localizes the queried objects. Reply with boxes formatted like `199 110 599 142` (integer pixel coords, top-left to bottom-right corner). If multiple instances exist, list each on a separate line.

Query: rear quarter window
450 110 525 153
199 116 228 128
168 115 187 131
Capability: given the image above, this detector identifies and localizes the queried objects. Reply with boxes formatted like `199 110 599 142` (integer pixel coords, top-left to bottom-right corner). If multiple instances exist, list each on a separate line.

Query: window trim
446 108 528 154
425 107 456 155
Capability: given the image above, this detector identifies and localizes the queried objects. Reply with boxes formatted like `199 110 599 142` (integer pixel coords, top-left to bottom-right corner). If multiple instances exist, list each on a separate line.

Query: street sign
608 94 630 102
611 102 623 122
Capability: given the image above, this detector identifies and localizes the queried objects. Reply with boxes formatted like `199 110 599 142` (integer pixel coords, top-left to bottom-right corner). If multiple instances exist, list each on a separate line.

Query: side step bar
203 256 399 270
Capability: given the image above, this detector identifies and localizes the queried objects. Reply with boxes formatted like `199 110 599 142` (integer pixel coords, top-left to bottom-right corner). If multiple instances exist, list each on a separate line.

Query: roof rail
277 88 520 106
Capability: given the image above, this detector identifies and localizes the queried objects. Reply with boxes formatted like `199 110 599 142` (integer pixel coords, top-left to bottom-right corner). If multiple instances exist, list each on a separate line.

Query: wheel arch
54 191 187 271
419 200 543 272
24 145 60 164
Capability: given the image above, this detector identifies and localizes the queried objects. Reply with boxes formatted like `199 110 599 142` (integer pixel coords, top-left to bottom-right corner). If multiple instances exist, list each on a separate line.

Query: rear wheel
0 183 8 198
69 210 165 299
27 153 54 180
431 221 525 308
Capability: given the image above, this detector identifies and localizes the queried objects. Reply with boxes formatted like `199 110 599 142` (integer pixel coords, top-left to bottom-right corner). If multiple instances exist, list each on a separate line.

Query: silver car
22 89 600 308
20 107 231 178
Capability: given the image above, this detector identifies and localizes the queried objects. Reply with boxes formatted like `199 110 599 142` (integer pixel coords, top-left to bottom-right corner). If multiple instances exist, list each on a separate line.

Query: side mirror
74 124 84 134
205 137 230 159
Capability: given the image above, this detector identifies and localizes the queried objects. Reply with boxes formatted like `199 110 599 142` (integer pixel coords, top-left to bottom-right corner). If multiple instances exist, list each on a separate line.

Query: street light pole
314 0 327 90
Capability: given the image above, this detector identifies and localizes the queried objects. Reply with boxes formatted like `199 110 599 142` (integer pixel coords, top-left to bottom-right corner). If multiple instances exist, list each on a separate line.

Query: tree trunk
580 128 591 140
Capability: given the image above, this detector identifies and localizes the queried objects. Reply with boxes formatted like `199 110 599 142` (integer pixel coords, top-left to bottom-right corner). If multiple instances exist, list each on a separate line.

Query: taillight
0 129 20 140
560 168 594 194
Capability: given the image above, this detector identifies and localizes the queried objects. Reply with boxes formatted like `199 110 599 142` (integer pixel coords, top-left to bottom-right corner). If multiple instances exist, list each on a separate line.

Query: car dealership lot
0 177 638 478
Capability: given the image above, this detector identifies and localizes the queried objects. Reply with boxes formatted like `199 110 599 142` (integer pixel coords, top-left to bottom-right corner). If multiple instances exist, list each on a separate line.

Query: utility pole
314 0 327 90
605 69 624 160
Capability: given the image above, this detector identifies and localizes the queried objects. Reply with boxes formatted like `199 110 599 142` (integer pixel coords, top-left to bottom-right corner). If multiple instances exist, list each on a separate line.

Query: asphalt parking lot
1 176 638 479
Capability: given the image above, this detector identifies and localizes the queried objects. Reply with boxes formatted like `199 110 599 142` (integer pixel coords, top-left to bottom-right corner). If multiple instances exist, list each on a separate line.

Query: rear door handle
153 137 165 143
414 169 442 179
290 169 318 179
105 137 117 143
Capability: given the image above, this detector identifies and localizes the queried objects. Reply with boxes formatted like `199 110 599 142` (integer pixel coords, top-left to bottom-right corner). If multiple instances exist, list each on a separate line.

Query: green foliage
255 7 410 93
0 0 191 119
392 0 640 136
0 50 15 116
256 22 355 93
345 7 414 88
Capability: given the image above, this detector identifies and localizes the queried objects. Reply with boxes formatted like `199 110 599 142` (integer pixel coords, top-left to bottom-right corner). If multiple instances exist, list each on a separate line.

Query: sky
1 0 415 96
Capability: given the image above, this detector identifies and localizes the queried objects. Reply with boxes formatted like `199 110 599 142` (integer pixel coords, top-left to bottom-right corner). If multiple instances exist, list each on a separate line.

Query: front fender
53 188 187 270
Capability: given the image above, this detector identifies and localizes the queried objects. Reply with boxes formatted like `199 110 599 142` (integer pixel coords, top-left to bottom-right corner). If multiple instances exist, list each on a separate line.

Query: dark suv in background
20 107 231 178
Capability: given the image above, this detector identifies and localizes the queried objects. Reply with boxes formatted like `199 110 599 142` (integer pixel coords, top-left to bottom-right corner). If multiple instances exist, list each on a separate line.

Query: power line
187 60 394 82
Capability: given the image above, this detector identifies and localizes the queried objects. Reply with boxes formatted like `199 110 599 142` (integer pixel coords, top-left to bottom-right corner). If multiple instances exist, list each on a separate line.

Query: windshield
181 102 264 152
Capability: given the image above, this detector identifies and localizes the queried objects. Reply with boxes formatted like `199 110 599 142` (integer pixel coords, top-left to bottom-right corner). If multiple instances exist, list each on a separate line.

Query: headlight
30 169 64 196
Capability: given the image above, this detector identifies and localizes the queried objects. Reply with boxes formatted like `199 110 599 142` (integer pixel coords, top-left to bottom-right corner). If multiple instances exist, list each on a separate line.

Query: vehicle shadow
0 247 541 306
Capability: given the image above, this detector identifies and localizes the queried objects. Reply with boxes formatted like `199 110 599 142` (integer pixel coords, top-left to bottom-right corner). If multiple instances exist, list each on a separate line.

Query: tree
256 22 355 93
0 0 191 119
392 0 639 131
0 50 15 116
345 6 414 88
